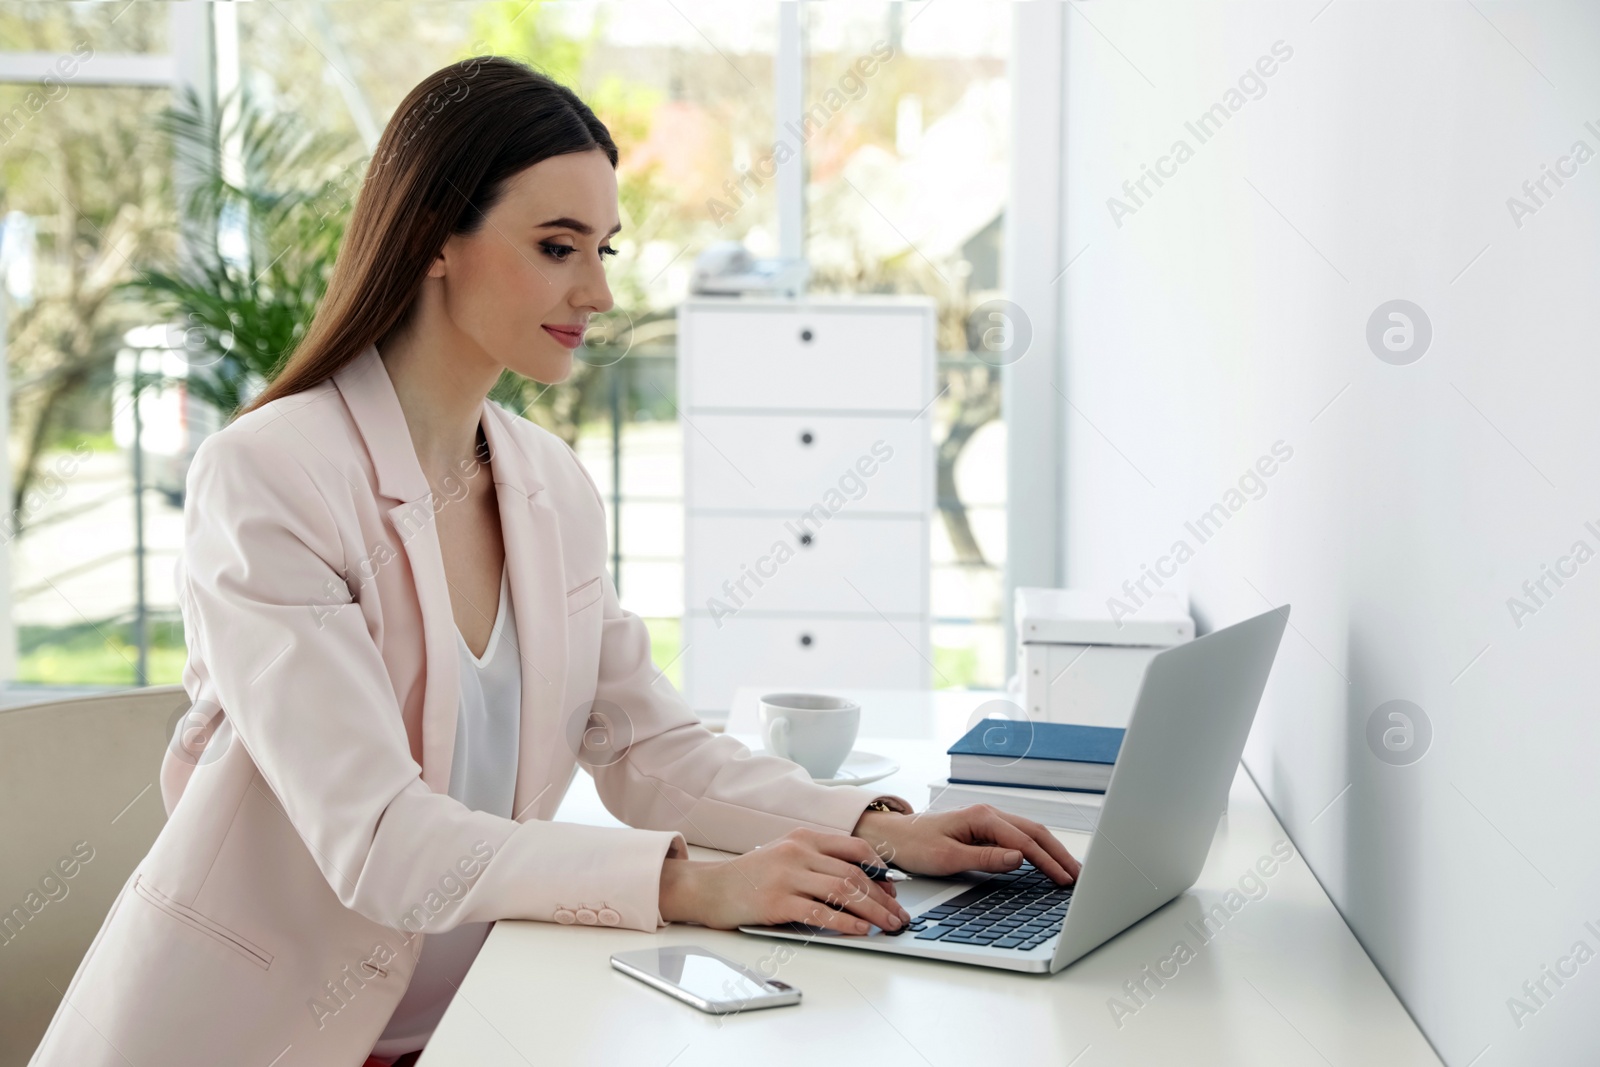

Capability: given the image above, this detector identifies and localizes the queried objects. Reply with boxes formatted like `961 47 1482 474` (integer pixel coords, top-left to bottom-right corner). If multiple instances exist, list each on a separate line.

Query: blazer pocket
565 576 603 615
133 874 274 971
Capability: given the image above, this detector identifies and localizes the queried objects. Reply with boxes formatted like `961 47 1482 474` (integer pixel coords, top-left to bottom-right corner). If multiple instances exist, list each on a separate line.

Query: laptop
737 605 1290 974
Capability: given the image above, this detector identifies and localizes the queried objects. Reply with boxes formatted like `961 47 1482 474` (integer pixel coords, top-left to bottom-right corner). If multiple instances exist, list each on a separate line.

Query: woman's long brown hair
235 56 617 419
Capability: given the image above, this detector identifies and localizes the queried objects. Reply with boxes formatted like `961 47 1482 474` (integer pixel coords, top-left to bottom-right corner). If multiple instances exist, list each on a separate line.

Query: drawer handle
800 328 813 342
799 633 814 648
799 430 814 446
799 533 814 547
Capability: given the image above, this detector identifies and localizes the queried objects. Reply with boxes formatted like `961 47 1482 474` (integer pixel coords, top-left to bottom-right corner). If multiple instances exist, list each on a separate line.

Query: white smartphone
610 945 801 1014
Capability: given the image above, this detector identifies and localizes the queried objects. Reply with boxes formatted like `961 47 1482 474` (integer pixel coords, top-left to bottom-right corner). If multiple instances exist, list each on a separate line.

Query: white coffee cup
759 693 861 780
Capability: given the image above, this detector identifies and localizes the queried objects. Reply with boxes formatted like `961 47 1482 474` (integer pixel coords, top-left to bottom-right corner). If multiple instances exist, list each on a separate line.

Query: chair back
0 684 186 1066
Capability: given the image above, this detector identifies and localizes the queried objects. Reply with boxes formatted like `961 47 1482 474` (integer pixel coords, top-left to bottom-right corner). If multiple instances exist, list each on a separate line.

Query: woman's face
430 148 619 384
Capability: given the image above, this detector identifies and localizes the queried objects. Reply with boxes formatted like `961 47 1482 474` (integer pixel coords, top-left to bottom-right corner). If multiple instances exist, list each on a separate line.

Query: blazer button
597 907 621 926
576 907 598 925
554 908 576 924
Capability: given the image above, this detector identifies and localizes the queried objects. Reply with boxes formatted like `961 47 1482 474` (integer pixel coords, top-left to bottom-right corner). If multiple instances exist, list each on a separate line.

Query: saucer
815 750 899 786
757 749 899 786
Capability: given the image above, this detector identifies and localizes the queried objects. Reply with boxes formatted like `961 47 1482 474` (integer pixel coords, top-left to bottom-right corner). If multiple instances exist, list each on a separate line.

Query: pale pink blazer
32 344 909 1067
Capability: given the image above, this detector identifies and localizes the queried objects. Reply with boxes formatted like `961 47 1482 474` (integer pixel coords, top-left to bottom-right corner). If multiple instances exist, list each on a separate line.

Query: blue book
947 718 1125 793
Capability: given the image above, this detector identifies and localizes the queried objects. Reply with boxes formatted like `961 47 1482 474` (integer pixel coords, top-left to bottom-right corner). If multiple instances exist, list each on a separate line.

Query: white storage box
1017 587 1194 729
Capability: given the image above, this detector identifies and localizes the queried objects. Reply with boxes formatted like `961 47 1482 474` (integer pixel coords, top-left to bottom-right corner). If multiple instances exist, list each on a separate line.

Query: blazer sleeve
563 445 915 852
176 431 688 935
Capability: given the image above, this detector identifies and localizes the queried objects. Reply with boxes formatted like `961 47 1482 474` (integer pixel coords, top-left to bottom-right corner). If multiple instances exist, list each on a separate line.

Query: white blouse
370 562 521 1061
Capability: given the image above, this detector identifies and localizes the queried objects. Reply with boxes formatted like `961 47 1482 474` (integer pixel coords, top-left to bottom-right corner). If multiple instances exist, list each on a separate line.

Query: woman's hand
658 828 914 934
851 804 1083 884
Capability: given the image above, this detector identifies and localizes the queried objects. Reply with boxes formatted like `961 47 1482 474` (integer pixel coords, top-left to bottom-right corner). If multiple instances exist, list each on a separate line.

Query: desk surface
420 692 1441 1066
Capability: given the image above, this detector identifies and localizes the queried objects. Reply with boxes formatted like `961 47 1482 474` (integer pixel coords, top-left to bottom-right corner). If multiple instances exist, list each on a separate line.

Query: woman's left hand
852 804 1083 885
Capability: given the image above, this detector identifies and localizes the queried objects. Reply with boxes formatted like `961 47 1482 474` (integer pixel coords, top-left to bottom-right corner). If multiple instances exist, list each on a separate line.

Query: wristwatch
863 796 912 815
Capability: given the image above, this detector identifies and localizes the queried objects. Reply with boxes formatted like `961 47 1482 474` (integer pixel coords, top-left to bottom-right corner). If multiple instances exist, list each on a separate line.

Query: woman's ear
425 251 448 279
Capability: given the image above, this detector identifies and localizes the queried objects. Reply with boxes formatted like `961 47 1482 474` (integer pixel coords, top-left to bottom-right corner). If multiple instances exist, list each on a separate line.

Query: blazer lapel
385 495 460 796
480 404 570 822
332 345 572 811
334 346 462 795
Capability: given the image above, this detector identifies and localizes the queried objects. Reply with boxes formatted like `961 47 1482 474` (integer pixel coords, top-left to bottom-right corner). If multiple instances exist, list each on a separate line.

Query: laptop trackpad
898 873 988 913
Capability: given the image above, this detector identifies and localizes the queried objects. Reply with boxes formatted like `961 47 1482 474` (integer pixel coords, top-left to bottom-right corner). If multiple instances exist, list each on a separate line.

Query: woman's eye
539 243 619 261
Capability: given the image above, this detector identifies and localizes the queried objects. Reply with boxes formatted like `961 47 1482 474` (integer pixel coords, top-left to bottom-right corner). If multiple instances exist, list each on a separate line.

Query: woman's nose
577 256 614 315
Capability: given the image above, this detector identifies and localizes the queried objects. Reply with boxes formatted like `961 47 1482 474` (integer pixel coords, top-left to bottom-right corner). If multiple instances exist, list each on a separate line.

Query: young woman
32 58 1079 1067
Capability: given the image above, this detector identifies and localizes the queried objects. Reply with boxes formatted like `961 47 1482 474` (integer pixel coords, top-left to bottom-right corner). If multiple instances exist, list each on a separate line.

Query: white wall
1059 3 1600 1063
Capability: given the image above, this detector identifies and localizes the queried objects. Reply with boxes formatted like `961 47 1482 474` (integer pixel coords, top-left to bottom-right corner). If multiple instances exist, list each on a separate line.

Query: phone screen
625 947 771 1002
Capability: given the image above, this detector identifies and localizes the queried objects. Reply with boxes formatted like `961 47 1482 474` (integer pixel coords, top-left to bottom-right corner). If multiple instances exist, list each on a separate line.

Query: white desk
420 692 1441 1066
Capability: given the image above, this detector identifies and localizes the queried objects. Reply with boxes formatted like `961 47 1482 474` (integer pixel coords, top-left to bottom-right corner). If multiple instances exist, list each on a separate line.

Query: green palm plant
126 84 361 417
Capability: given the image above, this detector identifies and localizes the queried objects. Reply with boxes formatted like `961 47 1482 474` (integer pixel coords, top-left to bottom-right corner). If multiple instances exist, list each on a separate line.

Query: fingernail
1004 850 1022 864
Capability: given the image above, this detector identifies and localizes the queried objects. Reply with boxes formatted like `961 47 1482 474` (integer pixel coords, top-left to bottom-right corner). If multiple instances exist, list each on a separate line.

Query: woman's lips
542 325 584 349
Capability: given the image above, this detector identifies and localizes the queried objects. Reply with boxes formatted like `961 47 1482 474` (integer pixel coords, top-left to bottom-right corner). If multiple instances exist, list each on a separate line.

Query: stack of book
926 717 1125 833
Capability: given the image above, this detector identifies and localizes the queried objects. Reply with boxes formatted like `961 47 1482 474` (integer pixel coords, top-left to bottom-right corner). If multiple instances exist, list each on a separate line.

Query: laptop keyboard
885 860 1073 951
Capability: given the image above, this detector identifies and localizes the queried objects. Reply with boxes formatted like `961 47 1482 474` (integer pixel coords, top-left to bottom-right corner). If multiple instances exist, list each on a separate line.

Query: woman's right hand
658 828 913 934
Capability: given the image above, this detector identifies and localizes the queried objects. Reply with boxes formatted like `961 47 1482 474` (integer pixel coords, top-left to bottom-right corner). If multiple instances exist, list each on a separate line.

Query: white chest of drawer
682 412 929 513
683 305 927 411
678 297 935 713
686 513 926 617
685 615 931 708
